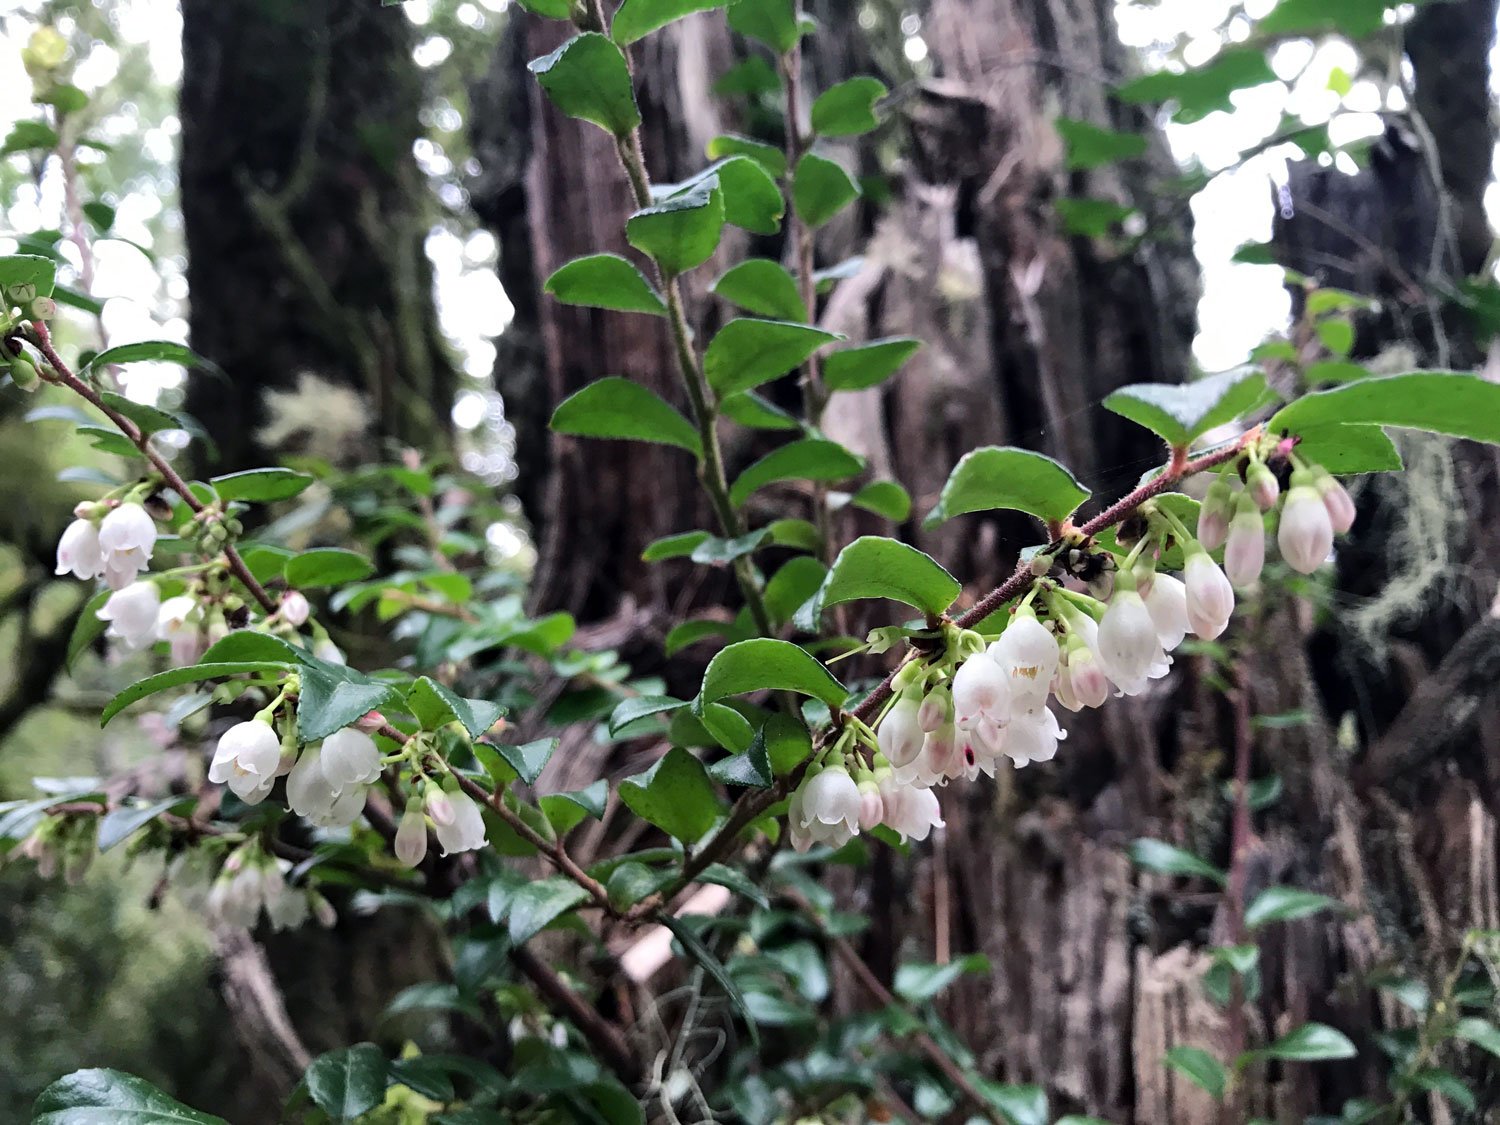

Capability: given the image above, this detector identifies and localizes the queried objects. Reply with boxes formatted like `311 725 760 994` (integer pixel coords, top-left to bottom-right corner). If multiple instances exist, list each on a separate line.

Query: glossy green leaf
618 747 725 843
528 34 642 136
665 619 735 655
849 480 911 521
305 1043 388 1121
766 517 822 551
406 677 505 738
1405 1069 1476 1112
711 259 807 321
1055 116 1148 169
284 548 375 588
102 662 289 726
98 797 190 852
84 340 201 372
706 133 786 177
1292 423 1403 474
543 253 666 315
1163 1047 1226 1100
1257 1022 1356 1062
924 445 1089 527
513 0 572 14
33 1069 226 1124
706 724 774 788
551 376 702 455
792 152 860 228
491 738 558 786
713 56 781 98
642 530 710 561
97 393 183 437
800 537 959 629
1245 886 1339 930
613 0 727 43
726 0 801 52
625 176 725 274
727 438 864 507
508 878 591 943
0 253 57 298
1116 47 1277 122
1128 837 1227 886
704 318 840 396
691 528 769 564
893 953 989 1003
1055 197 1135 237
210 467 315 503
1270 372 1500 446
762 555 828 627
608 694 688 735
810 77 887 136
1454 1016 1500 1057
699 637 847 710
719 390 801 430
296 665 398 743
699 861 770 907
708 155 784 235
1104 369 1269 448
822 336 921 391
698 700 755 751
539 779 609 836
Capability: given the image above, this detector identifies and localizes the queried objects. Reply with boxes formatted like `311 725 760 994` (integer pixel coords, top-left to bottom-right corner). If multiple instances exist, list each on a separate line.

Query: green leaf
1305 360 1371 385
1245 886 1339 930
1 120 59 155
1055 197 1135 237
664 914 761 1045
527 34 642 136
699 701 755 751
849 480 912 521
513 0 572 14
706 724 774 787
691 529 770 564
981 1083 1048 1125
699 637 847 710
1292 423 1403 474
97 392 183 437
893 954 990 1003
1104 369 1270 448
284 548 376 588
296 666 398 743
800 536 959 629
1055 116 1148 170
822 337 921 392
665 619 734 656
1270 372 1500 447
1259 1022 1357 1062
305 1044 389 1122
713 56 781 98
1117 47 1277 122
706 133 786 177
1405 1068 1476 1112
540 779 609 834
793 152 861 228
543 253 666 315
1163 1047 1226 1100
67 588 111 669
704 318 840 396
726 0 801 52
406 678 504 738
728 438 864 507
84 340 200 372
33 1069 227 1124
613 0 727 43
492 738 558 786
618 747 725 843
642 530 710 561
706 156 784 235
1259 0 1389 39
1453 1017 1500 1058
699 861 770 907
0 254 57 299
609 694 688 735
210 468 315 503
924 445 1090 527
386 1058 455 1103
102 663 289 727
625 176 725 274
711 259 807 321
607 862 672 910
551 376 702 456
720 390 801 430
97 797 190 852
762 556 828 627
1128 838 1227 886
508 878 591 943
810 77 887 137
766 517 821 551
1317 318 1354 357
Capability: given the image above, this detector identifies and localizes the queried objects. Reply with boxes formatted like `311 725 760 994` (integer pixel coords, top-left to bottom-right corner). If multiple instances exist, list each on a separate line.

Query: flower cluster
56 500 158 589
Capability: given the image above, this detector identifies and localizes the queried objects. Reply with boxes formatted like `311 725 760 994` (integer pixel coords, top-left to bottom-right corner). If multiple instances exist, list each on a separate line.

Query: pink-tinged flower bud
1144 573 1189 652
876 696 924 767
857 781 884 831
1197 477 1234 551
1063 644 1110 710
310 891 338 928
952 652 1011 730
425 787 456 828
280 590 311 627
1184 551 1234 640
355 710 386 734
1278 481 1334 574
1247 462 1280 511
917 689 948 733
1315 470 1356 534
395 799 428 868
1224 501 1266 587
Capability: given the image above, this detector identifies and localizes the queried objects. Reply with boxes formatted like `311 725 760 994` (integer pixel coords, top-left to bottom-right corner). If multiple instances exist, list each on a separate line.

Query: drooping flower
319 727 382 788
1315 470 1357 534
433 788 488 855
952 651 1011 731
285 746 340 819
1143 573 1189 651
97 502 157 589
856 780 884 831
1224 499 1266 587
801 765 861 835
917 688 949 733
1184 551 1234 640
1278 477 1334 574
881 780 945 842
1055 640 1109 711
265 884 311 932
1197 477 1234 551
1004 705 1066 767
156 595 204 665
208 719 282 803
395 800 429 868
990 610 1059 714
876 695 924 768
55 518 103 580
98 581 162 650
308 783 368 829
425 787 456 827
1098 579 1163 685
896 721 965 787
280 590 311 627
1247 462 1280 511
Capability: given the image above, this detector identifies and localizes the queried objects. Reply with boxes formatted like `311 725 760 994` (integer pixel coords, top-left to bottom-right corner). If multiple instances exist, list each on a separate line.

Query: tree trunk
180 0 455 470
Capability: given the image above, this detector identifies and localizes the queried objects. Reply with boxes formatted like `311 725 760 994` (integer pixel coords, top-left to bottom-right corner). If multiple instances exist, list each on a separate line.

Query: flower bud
26 296 57 321
1197 477 1234 551
8 353 39 392
1183 551 1234 640
425 786 456 828
1224 498 1266 587
395 799 428 868
1278 477 1334 574
917 688 948 733
1315 469 1356 534
355 710 386 734
876 695 924 767
856 780 884 831
280 590 311 627
1246 462 1279 511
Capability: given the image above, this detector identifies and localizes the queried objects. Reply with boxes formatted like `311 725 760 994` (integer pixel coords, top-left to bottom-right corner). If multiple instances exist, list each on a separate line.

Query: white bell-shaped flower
1278 482 1334 574
1005 705 1066 767
265 886 310 932
1098 582 1163 684
1056 642 1109 711
308 783 368 829
990 611 1058 713
319 728 382 787
285 746 340 819
97 502 157 588
952 651 1011 730
1143 573 1189 651
894 723 962 788
97 581 162 650
434 788 488 855
280 590 311 627
787 788 816 852
1224 501 1266 587
395 800 428 868
156 595 204 666
209 719 283 802
882 780 945 843
801 765 861 834
1184 552 1235 640
55 518 104 580
876 695 924 768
